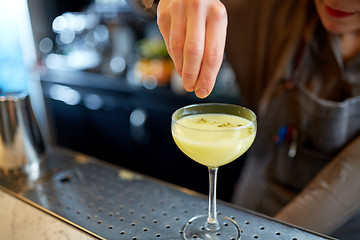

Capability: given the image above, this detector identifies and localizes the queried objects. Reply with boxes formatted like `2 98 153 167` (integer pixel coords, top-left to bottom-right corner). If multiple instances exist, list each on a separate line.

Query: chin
315 1 360 35
321 20 348 34
321 17 360 35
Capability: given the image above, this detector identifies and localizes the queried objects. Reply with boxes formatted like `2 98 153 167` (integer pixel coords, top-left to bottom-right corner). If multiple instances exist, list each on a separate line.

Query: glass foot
182 215 241 240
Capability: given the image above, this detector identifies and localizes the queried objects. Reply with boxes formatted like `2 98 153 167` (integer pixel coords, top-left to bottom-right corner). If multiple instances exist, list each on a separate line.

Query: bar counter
0 146 336 240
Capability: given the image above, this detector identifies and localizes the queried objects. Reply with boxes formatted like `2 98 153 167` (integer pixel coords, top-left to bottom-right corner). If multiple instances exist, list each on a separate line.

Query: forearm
275 136 360 234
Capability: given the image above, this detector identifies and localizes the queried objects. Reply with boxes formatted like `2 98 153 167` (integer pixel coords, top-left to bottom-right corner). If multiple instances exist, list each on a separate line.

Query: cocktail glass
171 103 257 240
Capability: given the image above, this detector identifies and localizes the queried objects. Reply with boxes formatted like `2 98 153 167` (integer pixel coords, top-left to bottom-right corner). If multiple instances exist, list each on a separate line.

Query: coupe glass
171 103 257 240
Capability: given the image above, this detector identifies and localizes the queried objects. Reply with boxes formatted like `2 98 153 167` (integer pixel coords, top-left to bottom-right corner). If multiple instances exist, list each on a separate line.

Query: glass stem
205 167 220 231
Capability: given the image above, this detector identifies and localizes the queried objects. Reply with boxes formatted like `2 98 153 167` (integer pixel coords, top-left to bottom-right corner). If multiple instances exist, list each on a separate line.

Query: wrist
141 0 159 9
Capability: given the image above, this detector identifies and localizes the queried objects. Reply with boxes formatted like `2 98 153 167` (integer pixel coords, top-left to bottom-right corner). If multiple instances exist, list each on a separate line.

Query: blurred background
1 0 244 201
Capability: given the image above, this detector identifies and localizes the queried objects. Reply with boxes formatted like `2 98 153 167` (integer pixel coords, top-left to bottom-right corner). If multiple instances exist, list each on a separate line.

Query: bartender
134 0 360 239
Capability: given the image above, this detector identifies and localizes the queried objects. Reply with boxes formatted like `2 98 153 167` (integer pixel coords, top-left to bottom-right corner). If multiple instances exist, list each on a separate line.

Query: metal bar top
0 146 336 240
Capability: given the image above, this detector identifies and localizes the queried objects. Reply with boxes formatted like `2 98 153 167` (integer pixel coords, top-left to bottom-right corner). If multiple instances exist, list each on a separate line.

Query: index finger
182 1 206 92
195 4 227 98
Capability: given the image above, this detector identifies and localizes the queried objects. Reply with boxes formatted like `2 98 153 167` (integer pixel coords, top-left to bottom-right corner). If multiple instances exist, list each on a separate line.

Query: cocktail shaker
0 92 45 175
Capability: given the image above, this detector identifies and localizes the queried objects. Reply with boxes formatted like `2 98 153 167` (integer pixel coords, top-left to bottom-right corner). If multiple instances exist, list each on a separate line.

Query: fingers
195 3 227 98
182 1 206 92
157 2 171 56
168 0 186 79
156 0 228 98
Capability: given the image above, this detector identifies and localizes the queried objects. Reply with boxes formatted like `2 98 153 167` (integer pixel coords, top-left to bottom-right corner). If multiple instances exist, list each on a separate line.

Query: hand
157 0 228 98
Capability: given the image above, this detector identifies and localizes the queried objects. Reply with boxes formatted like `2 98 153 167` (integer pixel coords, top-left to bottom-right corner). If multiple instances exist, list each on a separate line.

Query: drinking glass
171 103 257 240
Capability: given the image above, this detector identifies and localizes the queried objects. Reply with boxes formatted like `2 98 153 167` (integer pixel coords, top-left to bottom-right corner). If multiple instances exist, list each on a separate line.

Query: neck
339 30 360 63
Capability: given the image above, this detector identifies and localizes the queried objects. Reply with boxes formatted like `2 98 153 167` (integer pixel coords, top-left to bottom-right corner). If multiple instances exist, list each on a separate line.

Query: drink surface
172 113 256 168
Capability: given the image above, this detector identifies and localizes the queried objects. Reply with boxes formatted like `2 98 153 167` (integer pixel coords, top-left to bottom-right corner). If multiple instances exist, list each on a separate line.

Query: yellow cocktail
172 113 255 168
171 103 257 240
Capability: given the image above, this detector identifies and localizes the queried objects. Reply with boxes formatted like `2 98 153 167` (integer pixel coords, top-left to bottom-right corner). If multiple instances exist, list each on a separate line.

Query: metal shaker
0 92 45 175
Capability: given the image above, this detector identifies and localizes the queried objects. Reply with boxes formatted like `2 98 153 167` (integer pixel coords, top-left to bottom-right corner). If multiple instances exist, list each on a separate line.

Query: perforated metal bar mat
0 147 336 240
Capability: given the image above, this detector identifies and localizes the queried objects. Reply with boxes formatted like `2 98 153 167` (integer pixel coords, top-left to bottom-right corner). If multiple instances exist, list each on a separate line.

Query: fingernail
195 88 208 98
177 68 182 78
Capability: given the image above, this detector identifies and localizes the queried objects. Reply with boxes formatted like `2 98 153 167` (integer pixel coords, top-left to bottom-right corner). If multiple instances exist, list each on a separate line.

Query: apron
232 23 360 235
